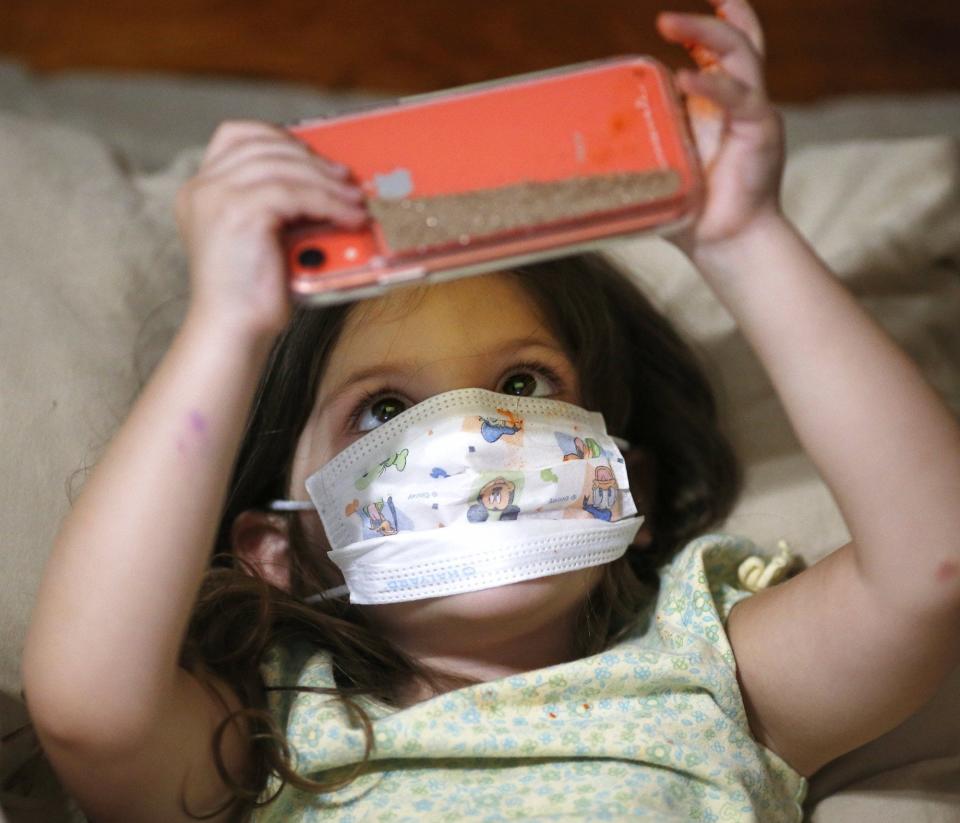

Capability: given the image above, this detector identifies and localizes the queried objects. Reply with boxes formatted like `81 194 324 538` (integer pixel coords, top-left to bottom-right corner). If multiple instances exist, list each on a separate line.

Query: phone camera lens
298 247 327 268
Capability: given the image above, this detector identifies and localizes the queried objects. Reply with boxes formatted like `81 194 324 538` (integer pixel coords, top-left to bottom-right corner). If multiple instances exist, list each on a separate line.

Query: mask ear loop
264 499 351 603
305 585 351 603
266 499 314 511
611 435 631 451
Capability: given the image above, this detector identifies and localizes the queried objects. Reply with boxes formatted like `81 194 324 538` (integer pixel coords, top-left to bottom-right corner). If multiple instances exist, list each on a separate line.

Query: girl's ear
231 510 292 591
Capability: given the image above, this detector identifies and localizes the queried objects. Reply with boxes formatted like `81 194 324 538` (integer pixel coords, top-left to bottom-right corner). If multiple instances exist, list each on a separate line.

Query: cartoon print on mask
554 432 604 461
355 496 412 539
467 474 523 522
355 448 409 491
581 465 621 521
540 467 559 483
478 408 523 443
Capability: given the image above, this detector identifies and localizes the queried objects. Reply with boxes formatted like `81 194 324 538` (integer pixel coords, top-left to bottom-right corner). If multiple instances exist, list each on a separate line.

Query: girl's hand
655 0 785 258
174 120 369 341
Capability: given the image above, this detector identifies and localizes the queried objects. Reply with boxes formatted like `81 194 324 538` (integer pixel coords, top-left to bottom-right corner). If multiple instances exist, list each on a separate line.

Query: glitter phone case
284 56 702 304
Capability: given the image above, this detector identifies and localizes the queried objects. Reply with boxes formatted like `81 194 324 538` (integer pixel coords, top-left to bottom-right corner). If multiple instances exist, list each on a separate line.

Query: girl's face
287 272 605 649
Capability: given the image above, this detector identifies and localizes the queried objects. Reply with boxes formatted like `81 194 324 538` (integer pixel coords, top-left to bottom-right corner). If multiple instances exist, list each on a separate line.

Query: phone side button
376 266 427 285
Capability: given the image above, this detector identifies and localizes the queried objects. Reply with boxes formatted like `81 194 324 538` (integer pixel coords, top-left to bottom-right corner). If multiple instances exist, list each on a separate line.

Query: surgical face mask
269 387 643 605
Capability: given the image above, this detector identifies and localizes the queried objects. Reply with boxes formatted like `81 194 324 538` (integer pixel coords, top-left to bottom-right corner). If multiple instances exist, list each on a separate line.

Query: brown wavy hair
177 251 742 820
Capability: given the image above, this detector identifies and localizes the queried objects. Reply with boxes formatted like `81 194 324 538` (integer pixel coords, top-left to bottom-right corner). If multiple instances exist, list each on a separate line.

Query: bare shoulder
36 666 254 823
726 542 960 777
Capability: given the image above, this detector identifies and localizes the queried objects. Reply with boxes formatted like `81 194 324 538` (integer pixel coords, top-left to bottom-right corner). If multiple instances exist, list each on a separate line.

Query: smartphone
283 55 701 305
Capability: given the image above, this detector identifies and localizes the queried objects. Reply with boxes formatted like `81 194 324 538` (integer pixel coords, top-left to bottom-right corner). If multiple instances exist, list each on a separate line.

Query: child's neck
383 606 583 708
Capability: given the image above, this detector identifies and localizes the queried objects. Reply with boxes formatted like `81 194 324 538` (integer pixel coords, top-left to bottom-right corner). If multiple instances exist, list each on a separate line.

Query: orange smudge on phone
609 112 630 133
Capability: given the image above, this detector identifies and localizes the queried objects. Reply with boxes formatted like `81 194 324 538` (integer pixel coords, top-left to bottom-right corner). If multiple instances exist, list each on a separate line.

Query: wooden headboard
1 0 958 102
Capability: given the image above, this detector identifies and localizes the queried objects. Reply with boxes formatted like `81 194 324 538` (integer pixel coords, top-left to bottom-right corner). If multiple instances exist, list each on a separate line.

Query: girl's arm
21 120 368 817
22 307 273 741
704 212 960 777
697 215 960 621
657 1 960 777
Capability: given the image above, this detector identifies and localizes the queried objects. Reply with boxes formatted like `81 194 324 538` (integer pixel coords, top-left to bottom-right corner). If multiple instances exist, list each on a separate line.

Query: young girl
21 1 960 821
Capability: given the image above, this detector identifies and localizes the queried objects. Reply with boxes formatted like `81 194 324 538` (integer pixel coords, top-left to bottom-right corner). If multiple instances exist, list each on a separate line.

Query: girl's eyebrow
316 337 568 414
314 363 416 416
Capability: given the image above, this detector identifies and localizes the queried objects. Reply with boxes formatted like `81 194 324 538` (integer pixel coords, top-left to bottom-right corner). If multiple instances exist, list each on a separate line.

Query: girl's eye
353 395 408 432
499 365 561 398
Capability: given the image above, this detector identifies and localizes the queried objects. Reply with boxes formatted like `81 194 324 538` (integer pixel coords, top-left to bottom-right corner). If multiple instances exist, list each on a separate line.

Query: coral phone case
284 55 701 304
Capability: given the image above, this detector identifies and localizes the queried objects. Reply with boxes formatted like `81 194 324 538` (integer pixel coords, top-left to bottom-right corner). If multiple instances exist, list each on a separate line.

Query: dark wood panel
1 0 958 102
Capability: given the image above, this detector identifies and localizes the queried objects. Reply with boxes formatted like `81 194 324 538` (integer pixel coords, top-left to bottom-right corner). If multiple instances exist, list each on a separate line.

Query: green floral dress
251 533 808 821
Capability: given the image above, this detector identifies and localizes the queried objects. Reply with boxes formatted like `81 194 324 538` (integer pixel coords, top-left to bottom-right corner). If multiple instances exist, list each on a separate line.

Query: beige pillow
0 112 193 726
1 108 958 819
0 112 197 821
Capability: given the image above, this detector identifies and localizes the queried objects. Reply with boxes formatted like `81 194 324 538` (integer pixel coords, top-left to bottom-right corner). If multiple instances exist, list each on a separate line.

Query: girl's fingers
243 179 370 229
204 136 350 182
201 120 351 180
203 142 358 198
202 119 285 167
676 67 768 123
188 176 369 232
180 164 369 242
657 11 763 91
213 156 368 205
703 0 765 59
